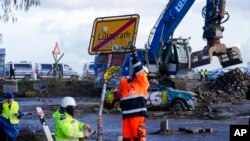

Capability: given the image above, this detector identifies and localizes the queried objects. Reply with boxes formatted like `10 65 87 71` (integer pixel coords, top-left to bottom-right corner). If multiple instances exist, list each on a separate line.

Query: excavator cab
159 38 191 76
191 0 242 68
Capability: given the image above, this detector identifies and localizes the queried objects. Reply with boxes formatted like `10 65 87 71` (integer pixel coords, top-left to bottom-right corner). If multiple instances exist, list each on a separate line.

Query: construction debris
151 120 214 135
179 127 214 134
16 128 47 141
193 68 250 103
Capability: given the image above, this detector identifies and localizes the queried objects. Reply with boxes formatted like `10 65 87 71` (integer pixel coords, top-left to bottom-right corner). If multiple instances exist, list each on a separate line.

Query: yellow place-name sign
88 14 139 55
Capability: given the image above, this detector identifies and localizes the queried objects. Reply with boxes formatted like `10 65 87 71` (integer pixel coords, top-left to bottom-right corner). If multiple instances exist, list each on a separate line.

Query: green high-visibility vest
204 71 209 76
2 101 20 124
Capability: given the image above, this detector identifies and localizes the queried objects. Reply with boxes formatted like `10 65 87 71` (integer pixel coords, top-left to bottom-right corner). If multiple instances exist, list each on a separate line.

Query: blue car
147 80 196 111
207 69 229 81
104 80 197 111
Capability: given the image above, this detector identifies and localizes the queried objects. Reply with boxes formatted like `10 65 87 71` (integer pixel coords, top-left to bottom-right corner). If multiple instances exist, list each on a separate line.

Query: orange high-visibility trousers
122 116 146 141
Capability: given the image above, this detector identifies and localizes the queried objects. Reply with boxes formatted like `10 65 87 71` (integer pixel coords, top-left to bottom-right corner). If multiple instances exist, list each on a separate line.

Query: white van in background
35 63 79 79
82 62 95 79
6 61 33 80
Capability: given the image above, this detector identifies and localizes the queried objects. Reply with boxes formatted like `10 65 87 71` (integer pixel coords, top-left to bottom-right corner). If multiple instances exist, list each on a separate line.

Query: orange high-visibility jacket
119 72 149 118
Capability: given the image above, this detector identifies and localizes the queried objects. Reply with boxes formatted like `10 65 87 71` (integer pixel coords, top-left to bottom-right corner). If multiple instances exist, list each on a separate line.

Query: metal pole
97 54 112 141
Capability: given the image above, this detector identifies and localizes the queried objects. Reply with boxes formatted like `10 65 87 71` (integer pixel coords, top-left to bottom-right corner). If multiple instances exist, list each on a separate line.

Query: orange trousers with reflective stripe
122 116 146 141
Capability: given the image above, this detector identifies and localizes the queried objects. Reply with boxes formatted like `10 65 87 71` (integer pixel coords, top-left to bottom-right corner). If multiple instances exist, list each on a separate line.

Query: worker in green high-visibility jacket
52 96 92 141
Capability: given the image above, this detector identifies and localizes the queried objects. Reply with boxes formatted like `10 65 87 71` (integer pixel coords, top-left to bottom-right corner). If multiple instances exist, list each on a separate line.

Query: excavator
93 0 242 88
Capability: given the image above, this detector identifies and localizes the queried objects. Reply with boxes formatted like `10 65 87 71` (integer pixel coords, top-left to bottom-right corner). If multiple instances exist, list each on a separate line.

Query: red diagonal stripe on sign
93 18 136 51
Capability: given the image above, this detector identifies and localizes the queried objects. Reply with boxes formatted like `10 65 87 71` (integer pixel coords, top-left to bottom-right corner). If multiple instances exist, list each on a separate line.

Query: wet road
20 113 249 141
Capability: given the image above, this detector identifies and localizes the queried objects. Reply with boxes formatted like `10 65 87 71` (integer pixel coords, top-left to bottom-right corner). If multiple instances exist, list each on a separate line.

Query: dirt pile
16 128 46 141
193 68 250 103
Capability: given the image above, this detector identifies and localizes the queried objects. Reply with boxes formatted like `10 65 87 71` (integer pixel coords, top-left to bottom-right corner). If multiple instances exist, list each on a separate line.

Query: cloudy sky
0 0 250 74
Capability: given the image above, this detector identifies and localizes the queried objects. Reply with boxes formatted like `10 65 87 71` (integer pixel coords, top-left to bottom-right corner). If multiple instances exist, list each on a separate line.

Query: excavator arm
145 0 195 76
191 0 242 68
93 0 243 88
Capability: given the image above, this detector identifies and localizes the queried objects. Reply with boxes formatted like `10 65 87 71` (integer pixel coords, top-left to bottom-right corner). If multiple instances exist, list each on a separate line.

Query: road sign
52 42 60 55
88 14 139 55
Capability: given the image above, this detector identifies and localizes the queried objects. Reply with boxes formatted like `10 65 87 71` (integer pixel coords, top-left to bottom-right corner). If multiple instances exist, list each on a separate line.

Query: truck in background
5 61 33 80
35 63 79 79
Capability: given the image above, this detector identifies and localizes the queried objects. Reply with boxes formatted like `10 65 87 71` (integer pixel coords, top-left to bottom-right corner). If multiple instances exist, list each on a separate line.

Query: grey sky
0 0 250 74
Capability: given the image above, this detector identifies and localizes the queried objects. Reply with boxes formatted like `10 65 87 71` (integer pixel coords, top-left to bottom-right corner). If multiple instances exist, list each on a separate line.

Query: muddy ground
13 97 250 141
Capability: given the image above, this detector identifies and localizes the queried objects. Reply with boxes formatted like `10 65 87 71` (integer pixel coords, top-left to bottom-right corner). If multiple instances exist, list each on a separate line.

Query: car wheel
172 99 187 111
71 74 78 80
24 75 31 80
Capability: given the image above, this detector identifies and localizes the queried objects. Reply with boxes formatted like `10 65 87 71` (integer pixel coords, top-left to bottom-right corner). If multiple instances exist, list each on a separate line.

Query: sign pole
97 53 112 141
88 15 139 141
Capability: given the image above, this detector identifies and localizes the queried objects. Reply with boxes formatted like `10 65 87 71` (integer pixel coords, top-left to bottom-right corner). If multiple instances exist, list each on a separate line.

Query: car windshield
149 80 171 91
64 64 72 70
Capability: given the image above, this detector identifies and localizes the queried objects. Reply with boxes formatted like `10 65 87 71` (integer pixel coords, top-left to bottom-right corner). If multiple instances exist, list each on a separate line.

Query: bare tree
0 0 40 23
0 0 40 42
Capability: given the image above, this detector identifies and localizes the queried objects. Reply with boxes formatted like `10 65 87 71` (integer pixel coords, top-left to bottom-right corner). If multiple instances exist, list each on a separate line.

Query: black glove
131 55 139 65
131 47 138 58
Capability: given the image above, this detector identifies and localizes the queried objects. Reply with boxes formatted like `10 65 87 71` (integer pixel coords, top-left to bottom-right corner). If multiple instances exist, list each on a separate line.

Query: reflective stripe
121 94 146 101
122 108 147 114
135 69 144 75
133 62 141 68
121 95 147 117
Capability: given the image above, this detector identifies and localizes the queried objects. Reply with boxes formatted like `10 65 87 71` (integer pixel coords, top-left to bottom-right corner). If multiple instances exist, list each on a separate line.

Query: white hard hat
142 66 149 74
61 96 76 107
170 75 175 78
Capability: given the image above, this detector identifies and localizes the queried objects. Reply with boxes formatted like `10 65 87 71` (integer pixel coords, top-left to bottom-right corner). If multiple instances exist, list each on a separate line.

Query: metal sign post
88 14 139 141
97 54 112 141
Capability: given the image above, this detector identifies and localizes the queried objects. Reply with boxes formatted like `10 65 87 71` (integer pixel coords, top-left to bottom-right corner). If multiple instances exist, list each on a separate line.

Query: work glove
131 47 138 58
83 131 91 138
104 66 120 80
14 113 19 117
131 53 142 77
83 129 96 139
130 47 140 65
84 124 91 130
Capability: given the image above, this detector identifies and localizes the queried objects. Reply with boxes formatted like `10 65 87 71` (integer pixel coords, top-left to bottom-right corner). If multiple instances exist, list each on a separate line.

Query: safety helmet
142 66 149 74
61 96 76 108
170 75 175 78
4 93 14 99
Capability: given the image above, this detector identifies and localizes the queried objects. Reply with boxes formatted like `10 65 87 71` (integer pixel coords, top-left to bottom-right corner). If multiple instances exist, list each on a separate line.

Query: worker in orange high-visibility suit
118 48 149 141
